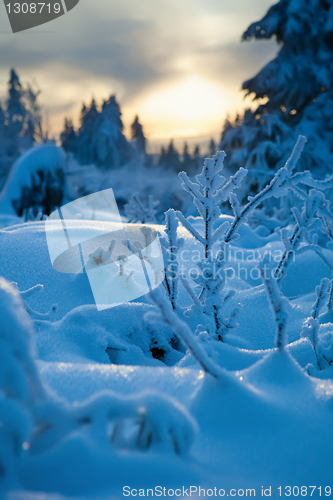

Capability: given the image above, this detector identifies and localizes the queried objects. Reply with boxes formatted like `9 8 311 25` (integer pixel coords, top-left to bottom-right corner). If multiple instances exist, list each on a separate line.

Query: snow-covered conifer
159 140 181 171
0 69 43 185
72 95 130 169
76 99 99 165
0 102 9 182
220 0 333 197
208 138 216 157
131 115 147 156
60 118 77 155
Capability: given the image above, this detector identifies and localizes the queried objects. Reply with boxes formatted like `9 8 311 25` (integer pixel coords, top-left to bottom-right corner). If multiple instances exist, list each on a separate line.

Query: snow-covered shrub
274 190 326 280
124 192 159 223
0 144 67 217
164 137 305 343
157 135 333 356
173 150 246 341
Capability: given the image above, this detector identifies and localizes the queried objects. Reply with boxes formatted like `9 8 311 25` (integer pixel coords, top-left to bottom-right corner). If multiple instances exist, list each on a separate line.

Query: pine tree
6 69 26 136
156 146 165 167
72 95 130 169
208 138 216 157
60 118 77 155
131 115 147 156
159 139 181 171
5 69 35 165
0 103 8 179
181 141 193 172
95 95 130 168
193 144 202 172
220 0 333 193
0 69 42 186
76 99 99 165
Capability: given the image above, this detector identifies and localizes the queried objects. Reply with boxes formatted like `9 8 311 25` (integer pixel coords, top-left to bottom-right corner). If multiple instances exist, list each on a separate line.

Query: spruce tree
131 115 146 156
208 138 216 157
70 95 130 169
220 0 333 193
158 146 167 166
165 139 181 171
0 103 8 180
60 118 77 155
5 69 35 165
181 141 193 172
95 95 130 168
0 69 42 186
76 99 99 165
193 144 202 172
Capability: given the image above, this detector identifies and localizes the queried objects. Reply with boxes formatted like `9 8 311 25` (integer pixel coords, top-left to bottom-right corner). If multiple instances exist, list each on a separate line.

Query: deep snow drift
0 217 332 499
0 141 332 500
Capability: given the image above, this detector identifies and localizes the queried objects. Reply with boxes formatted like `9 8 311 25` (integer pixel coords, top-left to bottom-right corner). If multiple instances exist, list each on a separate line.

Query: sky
0 0 278 152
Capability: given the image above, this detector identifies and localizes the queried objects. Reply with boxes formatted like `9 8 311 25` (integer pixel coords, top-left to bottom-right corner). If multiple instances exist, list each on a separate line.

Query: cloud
193 38 278 90
0 0 279 138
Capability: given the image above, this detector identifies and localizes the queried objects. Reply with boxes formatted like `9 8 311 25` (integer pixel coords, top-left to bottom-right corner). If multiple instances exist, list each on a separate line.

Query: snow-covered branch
147 287 229 382
259 264 289 351
224 136 307 243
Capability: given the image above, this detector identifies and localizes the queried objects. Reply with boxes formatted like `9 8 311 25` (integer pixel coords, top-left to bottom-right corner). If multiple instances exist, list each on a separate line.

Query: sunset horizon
0 0 276 152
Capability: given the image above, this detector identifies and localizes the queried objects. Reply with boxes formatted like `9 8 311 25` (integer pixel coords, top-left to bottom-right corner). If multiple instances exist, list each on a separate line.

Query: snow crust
0 216 332 498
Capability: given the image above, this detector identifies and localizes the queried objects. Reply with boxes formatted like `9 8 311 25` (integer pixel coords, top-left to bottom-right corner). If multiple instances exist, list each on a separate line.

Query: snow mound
0 144 66 216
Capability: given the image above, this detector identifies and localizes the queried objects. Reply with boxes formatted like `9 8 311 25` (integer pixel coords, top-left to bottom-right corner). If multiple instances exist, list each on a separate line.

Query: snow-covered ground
1 216 332 499
0 141 332 499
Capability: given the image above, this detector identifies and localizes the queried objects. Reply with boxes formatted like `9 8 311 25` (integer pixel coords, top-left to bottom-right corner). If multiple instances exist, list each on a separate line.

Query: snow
0 209 332 498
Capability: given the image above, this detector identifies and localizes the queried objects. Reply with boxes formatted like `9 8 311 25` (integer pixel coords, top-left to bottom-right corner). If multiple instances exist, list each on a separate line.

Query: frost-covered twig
327 280 333 312
125 193 159 224
181 245 242 342
274 189 322 280
301 279 332 371
224 136 307 243
13 282 58 320
176 151 246 257
160 209 183 309
311 278 330 319
301 318 324 371
259 264 289 351
147 287 229 381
